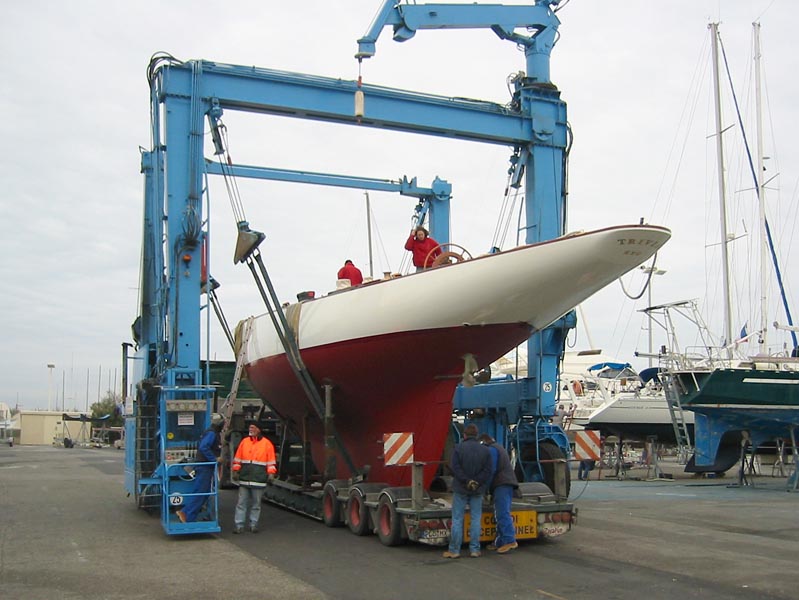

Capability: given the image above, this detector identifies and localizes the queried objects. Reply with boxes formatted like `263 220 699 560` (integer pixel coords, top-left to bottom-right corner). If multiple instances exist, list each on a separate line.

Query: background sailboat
661 23 799 475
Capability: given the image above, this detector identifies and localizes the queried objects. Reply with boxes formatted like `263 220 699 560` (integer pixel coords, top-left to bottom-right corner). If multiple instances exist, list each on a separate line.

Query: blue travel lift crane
126 0 574 535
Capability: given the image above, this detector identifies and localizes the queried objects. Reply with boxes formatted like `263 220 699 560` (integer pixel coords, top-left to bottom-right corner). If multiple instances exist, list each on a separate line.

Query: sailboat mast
365 191 374 279
753 22 768 355
710 22 734 354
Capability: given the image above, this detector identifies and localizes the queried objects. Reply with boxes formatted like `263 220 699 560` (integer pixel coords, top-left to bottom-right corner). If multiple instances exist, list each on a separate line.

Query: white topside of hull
244 225 671 362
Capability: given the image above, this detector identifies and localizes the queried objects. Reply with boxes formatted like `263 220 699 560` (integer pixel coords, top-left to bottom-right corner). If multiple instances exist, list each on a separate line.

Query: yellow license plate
464 509 538 541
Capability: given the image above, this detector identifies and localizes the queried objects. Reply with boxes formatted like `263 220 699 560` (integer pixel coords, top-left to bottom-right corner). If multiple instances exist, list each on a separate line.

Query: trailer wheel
541 441 571 497
346 492 370 536
322 486 342 527
376 496 404 546
516 441 571 497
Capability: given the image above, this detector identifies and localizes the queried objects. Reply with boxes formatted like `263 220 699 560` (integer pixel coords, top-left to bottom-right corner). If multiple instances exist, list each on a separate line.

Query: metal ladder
134 387 161 512
219 317 253 448
662 374 693 464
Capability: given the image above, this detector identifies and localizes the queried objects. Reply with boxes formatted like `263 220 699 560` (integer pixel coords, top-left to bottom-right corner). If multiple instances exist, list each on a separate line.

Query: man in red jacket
337 259 363 286
231 422 277 533
404 226 441 271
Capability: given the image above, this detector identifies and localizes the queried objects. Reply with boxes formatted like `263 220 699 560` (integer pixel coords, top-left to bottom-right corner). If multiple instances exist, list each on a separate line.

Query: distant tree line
90 391 124 427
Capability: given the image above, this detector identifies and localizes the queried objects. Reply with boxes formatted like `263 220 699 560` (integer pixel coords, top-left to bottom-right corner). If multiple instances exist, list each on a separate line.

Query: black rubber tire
346 493 370 536
516 441 571 497
542 441 571 497
376 496 404 546
322 486 342 527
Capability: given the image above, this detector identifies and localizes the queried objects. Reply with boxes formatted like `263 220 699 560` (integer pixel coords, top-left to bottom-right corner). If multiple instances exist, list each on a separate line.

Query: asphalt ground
1 445 797 600
0 445 325 600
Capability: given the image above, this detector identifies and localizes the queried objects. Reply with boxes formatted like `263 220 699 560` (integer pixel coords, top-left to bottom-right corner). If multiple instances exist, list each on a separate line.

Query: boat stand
604 437 628 480
731 434 758 488
787 427 799 493
645 436 669 480
770 439 787 477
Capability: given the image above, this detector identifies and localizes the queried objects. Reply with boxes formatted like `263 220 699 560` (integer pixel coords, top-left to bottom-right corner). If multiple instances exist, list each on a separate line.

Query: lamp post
47 363 55 411
640 266 666 368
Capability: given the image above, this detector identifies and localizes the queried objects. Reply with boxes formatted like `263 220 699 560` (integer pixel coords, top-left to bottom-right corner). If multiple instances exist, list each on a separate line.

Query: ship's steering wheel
426 243 473 268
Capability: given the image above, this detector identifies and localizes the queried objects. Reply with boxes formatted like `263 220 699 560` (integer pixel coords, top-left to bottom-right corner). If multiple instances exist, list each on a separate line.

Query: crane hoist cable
210 123 248 226
185 61 204 247
491 157 523 251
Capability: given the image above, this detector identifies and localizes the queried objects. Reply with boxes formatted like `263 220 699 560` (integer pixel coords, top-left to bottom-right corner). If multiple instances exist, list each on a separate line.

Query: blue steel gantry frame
131 0 572 527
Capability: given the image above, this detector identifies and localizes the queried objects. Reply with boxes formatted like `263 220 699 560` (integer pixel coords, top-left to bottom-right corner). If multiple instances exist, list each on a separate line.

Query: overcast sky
2 1 796 411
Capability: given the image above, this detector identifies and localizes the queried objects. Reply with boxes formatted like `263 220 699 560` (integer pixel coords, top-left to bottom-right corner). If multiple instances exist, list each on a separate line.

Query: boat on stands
551 352 694 443
493 350 655 432
583 364 694 444
662 24 799 475
557 351 635 430
239 224 671 487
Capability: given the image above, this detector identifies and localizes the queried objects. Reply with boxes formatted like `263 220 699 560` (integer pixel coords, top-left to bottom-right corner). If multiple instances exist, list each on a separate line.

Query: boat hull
674 368 799 468
246 323 532 486
677 368 799 433
585 394 695 444
242 225 671 486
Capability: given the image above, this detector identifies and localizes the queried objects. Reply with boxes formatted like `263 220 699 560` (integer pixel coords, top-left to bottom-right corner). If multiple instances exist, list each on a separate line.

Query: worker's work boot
249 525 259 534
233 526 244 534
442 551 460 559
496 541 518 554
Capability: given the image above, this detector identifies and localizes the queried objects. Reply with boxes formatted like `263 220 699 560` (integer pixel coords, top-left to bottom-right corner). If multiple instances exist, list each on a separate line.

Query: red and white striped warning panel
383 432 414 466
573 430 601 460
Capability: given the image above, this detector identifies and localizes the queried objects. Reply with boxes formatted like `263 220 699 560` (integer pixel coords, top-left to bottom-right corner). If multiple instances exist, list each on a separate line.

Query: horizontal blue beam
160 61 542 146
204 161 450 198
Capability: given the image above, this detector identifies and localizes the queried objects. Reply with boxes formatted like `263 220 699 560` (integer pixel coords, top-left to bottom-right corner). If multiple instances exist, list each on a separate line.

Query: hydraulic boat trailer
265 460 576 547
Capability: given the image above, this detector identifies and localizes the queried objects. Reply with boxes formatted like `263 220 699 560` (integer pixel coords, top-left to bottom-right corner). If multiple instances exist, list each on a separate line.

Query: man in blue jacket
479 433 520 554
443 423 492 558
176 413 224 523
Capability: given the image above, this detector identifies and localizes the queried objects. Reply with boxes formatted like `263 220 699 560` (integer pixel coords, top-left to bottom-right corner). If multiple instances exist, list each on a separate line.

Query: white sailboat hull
241 224 671 486
245 225 670 357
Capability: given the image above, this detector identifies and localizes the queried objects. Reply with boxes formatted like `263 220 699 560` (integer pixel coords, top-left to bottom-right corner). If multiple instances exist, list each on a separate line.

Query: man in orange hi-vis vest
231 422 277 534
